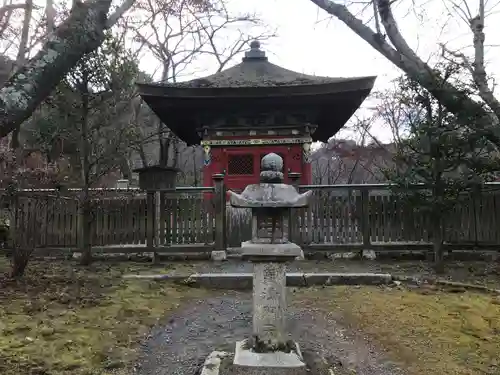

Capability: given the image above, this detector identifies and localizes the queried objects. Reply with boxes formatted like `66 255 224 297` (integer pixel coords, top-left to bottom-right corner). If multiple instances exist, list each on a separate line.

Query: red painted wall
203 143 311 191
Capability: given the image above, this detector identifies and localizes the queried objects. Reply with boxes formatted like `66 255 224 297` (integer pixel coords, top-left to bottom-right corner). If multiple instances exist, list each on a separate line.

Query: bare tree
57 34 140 265
0 139 62 277
45 0 55 33
0 2 30 42
6 0 34 150
382 70 499 272
312 119 391 184
125 0 275 169
307 0 500 145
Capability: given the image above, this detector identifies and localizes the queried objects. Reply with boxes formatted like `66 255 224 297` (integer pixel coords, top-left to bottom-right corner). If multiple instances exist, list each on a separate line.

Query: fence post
360 186 371 255
146 191 156 261
288 172 302 244
472 190 480 247
76 195 83 258
212 174 227 259
7 192 19 257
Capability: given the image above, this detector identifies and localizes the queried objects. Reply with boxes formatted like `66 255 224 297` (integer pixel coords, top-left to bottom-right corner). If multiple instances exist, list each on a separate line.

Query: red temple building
138 41 376 192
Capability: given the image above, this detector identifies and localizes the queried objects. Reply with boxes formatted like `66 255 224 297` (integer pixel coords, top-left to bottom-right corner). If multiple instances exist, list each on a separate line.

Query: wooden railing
226 183 500 251
295 184 500 250
3 182 500 254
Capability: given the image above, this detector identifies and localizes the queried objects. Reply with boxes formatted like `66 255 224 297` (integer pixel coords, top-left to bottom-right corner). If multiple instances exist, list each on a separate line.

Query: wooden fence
3 183 500 255
4 185 223 254
225 184 500 250
294 184 499 251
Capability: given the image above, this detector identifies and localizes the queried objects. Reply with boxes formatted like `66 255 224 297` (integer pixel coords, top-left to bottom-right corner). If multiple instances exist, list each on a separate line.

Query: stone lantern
132 165 179 190
228 152 312 373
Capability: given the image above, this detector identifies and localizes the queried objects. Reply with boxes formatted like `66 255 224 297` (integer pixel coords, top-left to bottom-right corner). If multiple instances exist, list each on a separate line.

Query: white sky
6 0 498 144
136 0 500 144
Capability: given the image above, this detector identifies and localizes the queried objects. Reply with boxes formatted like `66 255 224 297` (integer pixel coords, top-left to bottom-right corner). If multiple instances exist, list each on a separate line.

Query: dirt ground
0 257 499 375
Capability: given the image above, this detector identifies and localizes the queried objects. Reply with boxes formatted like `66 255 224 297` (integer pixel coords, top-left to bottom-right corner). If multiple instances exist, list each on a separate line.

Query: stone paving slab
122 274 187 281
123 272 393 290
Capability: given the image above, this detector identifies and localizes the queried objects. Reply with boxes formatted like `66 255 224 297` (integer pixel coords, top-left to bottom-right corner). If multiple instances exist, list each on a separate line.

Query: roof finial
260 153 284 183
243 39 267 61
250 40 260 49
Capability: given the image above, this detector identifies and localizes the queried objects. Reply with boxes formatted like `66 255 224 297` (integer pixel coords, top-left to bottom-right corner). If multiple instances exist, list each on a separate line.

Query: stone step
123 272 393 290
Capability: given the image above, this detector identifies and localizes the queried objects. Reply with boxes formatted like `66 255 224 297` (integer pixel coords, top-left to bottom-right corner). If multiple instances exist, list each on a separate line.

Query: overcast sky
4 1 498 144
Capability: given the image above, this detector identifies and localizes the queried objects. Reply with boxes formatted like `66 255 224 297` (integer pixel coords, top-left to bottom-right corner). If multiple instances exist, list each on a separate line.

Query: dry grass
0 258 213 375
297 286 500 375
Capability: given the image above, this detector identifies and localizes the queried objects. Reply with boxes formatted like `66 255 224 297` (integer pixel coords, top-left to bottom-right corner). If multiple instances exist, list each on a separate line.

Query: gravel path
135 293 406 375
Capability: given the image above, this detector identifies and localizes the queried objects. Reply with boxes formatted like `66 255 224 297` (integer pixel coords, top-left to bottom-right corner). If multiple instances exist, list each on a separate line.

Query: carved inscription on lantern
259 266 279 333
253 262 287 341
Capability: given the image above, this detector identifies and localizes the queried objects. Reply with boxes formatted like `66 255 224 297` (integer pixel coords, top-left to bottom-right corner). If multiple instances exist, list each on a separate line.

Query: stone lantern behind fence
132 165 180 191
132 165 180 257
228 152 313 373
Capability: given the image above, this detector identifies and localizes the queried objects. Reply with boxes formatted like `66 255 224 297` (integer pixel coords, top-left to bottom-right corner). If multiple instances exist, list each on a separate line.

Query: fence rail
2 182 500 255
294 185 499 248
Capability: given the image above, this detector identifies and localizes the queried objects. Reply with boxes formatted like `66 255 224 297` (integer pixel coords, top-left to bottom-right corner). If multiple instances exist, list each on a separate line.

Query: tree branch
308 0 500 145
0 2 28 20
106 0 136 28
0 0 113 138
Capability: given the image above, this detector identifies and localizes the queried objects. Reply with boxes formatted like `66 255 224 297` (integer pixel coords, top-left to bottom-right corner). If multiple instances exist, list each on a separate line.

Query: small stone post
360 187 371 258
288 172 301 244
146 191 156 254
212 173 227 261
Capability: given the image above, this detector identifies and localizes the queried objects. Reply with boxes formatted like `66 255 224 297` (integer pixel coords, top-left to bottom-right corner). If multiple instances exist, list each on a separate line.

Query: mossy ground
0 257 212 375
295 285 500 375
2 256 500 375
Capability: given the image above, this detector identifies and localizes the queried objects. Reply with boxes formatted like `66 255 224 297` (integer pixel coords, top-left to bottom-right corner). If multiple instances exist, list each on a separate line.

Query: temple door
224 149 260 193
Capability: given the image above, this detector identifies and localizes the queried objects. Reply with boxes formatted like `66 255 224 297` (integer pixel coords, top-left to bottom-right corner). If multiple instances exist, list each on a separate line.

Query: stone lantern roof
228 153 312 209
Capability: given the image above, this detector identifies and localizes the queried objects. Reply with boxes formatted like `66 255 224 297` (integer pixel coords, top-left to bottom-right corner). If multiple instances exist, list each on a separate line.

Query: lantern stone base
232 339 306 374
236 241 306 374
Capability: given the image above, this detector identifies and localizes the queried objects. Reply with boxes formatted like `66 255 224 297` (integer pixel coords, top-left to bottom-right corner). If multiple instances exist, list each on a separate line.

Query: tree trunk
138 145 148 167
159 131 171 167
433 238 445 274
431 215 445 274
7 0 33 148
45 0 56 34
0 0 113 138
8 194 32 278
119 155 131 179
10 248 31 278
157 65 172 167
79 83 92 266
79 197 92 266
